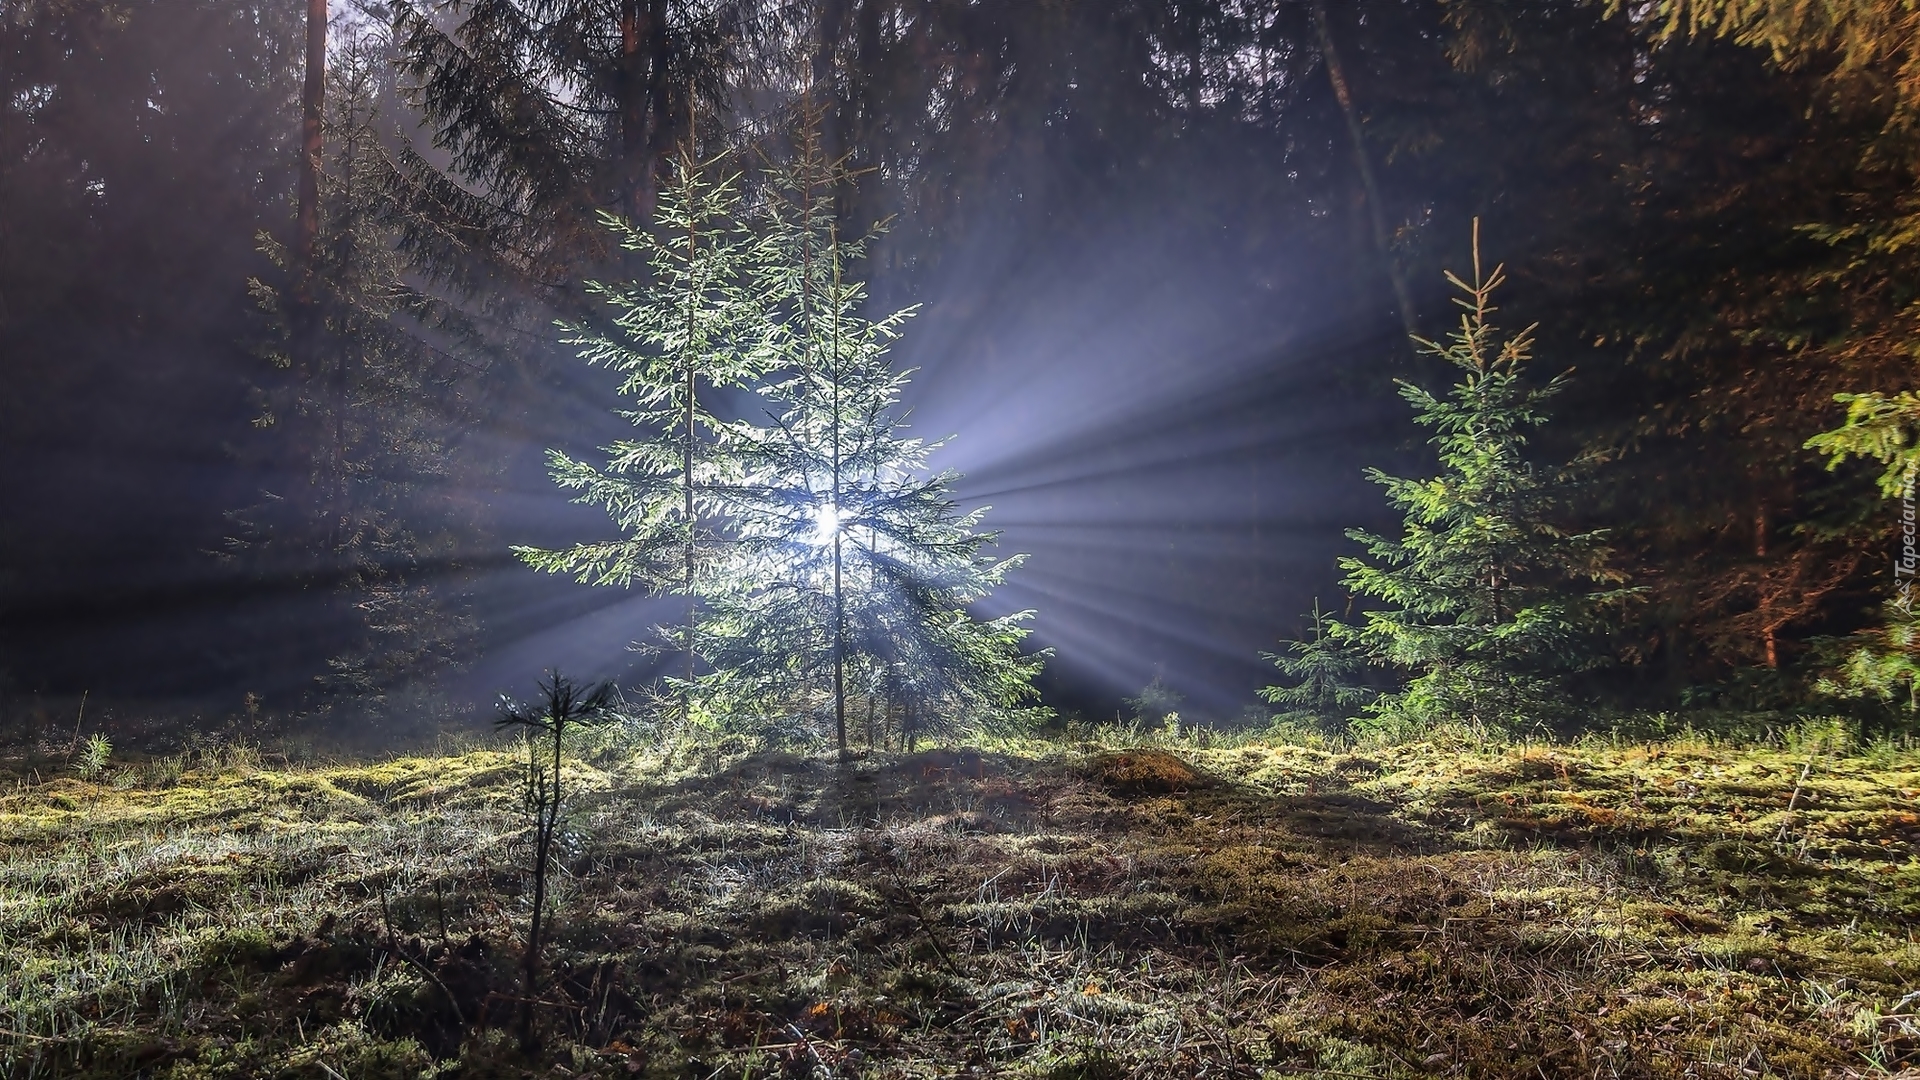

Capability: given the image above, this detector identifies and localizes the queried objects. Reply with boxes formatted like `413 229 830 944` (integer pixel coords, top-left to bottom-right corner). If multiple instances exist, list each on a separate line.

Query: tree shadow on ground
622 744 1450 860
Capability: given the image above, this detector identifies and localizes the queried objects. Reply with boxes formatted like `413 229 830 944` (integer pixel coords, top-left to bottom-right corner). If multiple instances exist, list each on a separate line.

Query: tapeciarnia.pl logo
1898 461 1918 614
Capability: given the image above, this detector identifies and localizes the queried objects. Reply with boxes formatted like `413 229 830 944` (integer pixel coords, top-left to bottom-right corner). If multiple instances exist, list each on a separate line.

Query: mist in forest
1 0 1902 737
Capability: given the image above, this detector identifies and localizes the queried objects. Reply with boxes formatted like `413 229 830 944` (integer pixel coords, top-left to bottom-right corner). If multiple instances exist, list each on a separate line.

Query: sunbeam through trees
6 1 1920 1076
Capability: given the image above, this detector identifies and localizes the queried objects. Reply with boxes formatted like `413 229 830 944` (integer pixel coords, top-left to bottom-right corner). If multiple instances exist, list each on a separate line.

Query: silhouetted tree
495 672 615 1053
228 27 484 722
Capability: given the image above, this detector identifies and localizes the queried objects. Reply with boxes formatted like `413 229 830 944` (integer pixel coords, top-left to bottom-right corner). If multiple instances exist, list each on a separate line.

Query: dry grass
0 729 1915 1078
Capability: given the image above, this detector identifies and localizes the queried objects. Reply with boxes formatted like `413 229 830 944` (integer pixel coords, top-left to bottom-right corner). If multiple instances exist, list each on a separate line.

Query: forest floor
1 729 1918 1079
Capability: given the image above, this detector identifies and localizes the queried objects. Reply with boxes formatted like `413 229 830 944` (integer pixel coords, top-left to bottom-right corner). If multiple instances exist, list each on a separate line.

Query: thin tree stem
830 220 847 762
684 209 697 721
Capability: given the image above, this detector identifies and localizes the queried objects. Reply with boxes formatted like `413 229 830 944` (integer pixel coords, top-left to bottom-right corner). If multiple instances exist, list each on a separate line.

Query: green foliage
1625 1 1918 94
385 0 740 286
1806 392 1920 499
1816 598 1920 713
517 154 771 592
1602 0 1920 688
514 151 776 724
494 671 615 1052
699 124 1044 754
1339 227 1632 735
73 734 110 780
527 122 1043 751
1261 599 1373 734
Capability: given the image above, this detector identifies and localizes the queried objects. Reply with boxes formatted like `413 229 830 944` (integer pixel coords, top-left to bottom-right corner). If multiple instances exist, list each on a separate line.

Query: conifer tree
520 122 1040 752
230 28 483 722
1339 224 1630 734
385 0 752 291
703 124 1042 757
515 151 772 722
1260 599 1372 733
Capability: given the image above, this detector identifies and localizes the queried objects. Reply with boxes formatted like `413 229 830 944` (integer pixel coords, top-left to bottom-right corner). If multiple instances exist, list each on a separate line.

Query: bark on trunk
814 0 849 161
620 0 647 221
1755 498 1778 668
1311 0 1415 342
296 0 326 301
640 0 673 222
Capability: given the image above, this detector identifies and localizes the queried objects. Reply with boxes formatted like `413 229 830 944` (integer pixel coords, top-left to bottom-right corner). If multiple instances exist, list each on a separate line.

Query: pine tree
514 151 773 722
1260 599 1372 734
699 124 1043 757
1340 224 1630 734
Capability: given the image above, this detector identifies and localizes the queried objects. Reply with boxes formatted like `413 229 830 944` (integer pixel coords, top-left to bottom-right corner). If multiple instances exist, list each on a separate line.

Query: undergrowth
1 724 1915 1078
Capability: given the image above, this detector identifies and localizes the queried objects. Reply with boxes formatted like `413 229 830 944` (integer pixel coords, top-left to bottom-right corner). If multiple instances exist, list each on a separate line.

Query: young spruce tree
1260 599 1372 735
701 123 1043 758
523 125 1042 752
515 152 772 722
1338 224 1630 735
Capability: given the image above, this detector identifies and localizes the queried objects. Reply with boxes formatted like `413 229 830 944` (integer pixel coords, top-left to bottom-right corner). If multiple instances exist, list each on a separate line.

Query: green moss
2 735 1915 1078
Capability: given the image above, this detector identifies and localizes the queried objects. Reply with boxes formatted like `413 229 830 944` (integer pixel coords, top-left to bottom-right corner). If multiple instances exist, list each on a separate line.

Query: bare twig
67 690 88 755
1776 756 1816 844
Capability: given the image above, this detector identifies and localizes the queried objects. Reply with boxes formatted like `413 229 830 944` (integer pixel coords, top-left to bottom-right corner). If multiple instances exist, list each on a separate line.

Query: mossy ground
2 730 1917 1078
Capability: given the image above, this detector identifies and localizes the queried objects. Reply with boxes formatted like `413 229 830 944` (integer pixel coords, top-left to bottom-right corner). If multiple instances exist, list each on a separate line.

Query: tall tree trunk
682 195 699 722
814 0 848 163
297 0 330 547
641 0 673 222
1664 617 1688 695
329 87 363 554
296 0 326 302
1310 0 1416 342
683 358 696 721
619 0 647 222
844 0 880 226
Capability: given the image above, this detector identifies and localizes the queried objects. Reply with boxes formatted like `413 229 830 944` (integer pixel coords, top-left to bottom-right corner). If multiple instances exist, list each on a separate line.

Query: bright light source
809 502 842 546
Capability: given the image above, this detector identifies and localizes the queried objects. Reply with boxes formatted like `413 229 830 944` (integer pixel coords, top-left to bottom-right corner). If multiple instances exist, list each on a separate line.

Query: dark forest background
2 0 1914 738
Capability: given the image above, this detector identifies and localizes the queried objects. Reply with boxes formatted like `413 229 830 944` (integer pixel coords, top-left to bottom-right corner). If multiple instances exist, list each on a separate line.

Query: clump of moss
755 878 885 937
1087 749 1200 794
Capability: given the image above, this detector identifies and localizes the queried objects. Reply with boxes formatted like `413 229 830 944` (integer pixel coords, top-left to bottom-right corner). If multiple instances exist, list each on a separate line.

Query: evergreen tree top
1334 222 1634 732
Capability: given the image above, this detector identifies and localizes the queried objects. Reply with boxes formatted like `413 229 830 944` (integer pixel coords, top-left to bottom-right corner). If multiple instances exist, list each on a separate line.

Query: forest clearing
4 728 1916 1079
12 1 1920 1076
